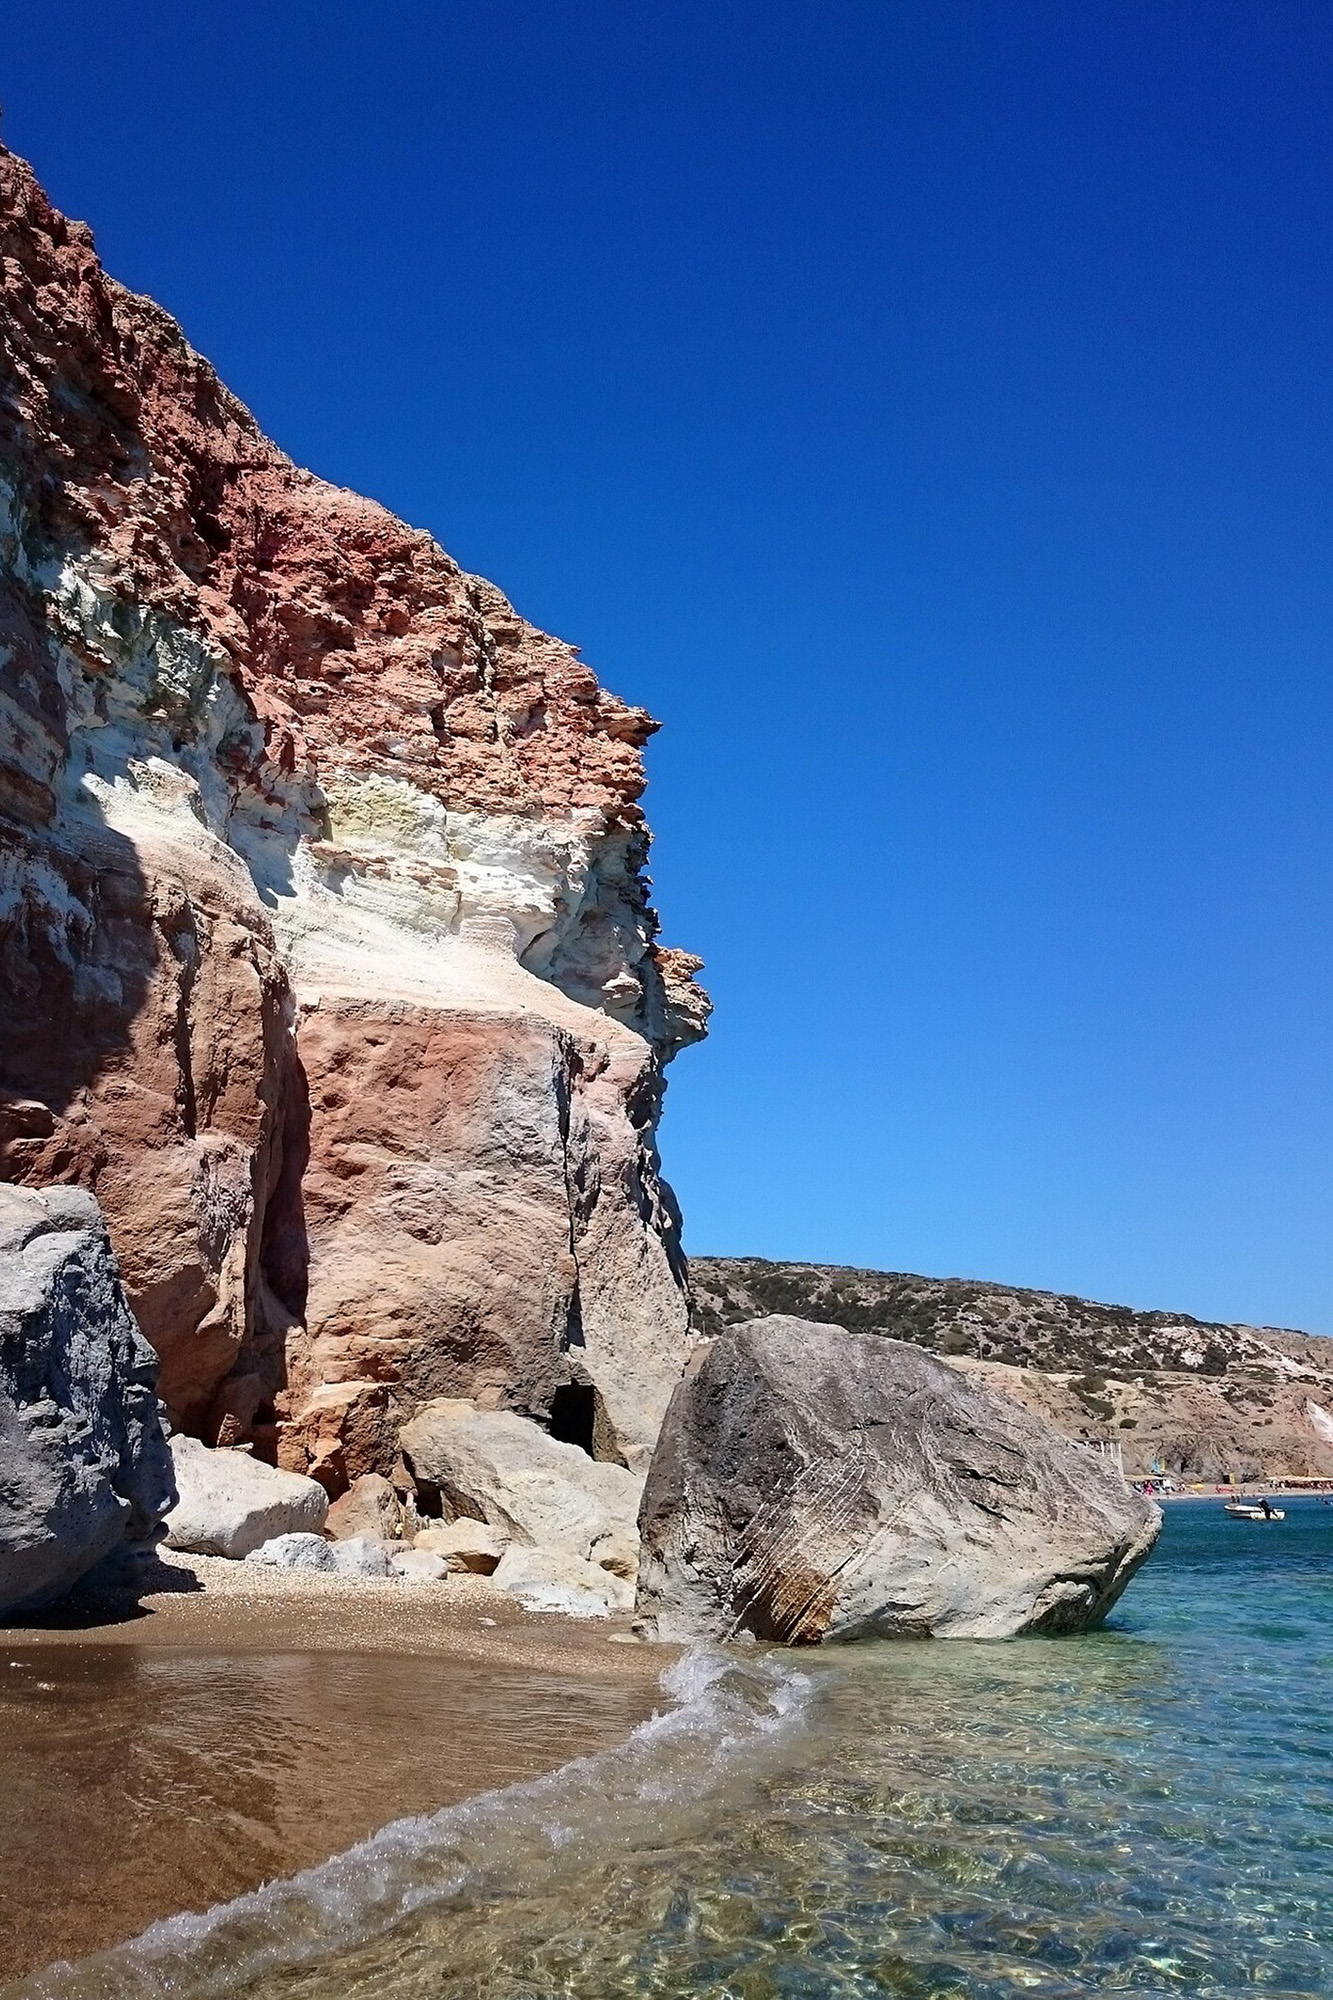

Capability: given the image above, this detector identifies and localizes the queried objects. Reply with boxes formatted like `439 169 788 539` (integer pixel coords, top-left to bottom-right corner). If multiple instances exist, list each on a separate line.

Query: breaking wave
11 1646 811 2000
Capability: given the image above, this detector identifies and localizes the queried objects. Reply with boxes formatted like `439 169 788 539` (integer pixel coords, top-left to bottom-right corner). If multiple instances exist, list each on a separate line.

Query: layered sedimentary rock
635 1316 1161 1642
0 1183 174 1613
0 143 707 1488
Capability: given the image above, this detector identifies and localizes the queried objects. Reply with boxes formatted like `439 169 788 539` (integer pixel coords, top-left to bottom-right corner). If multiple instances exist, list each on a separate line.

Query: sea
6 1498 1333 1999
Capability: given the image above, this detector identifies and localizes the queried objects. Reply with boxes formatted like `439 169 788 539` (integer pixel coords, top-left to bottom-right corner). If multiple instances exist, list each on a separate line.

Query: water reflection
10 1503 1333 1998
0 1647 649 1978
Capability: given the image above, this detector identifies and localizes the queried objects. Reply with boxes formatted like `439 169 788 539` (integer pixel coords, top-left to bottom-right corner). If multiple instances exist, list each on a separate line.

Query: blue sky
6 2 1332 1329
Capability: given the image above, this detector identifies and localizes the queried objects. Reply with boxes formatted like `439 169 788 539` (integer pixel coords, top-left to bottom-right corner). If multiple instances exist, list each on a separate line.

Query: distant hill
689 1257 1333 1484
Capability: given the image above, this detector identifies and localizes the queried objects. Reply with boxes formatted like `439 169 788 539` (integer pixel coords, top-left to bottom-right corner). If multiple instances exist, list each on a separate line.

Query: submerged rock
0 1185 176 1616
399 1401 641 1562
635 1316 1162 1643
164 1437 328 1559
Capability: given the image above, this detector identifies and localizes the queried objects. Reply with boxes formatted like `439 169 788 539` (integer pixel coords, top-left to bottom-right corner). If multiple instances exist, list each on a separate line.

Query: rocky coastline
1 137 1170 1976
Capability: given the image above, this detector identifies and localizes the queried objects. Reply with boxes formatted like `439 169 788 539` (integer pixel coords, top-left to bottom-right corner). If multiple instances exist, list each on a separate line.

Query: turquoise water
18 1500 1333 1998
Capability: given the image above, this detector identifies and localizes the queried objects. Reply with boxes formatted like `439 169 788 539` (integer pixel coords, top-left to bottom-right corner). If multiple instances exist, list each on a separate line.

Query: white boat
1223 1499 1285 1521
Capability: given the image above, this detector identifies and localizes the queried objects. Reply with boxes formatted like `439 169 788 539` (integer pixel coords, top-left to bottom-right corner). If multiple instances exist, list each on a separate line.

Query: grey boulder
329 1535 394 1578
244 1532 336 1571
164 1436 328 1558
242 1532 394 1577
0 1184 175 1617
635 1316 1162 1643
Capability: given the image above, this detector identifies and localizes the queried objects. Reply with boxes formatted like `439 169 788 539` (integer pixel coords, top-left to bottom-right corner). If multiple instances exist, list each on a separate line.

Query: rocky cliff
0 143 708 1486
692 1258 1333 1482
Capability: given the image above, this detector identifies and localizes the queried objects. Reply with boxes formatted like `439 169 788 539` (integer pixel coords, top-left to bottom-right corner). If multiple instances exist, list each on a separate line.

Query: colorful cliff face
0 143 708 1479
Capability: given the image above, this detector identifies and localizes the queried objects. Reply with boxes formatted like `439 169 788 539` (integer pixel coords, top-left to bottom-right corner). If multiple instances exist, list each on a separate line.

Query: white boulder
412 1518 508 1573
492 1544 634 1619
399 1400 641 1562
164 1437 328 1559
390 1547 450 1584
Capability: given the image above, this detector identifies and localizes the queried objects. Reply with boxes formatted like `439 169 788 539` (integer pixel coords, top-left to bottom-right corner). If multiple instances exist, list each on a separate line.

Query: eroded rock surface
635 1316 1162 1643
0 1183 174 1614
0 142 707 1485
400 1399 641 1560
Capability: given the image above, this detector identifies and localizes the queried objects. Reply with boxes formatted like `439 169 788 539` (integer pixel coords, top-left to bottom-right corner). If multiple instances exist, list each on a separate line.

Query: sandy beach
0 1555 669 1980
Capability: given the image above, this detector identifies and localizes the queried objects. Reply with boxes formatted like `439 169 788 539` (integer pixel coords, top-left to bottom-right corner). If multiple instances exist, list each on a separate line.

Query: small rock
326 1473 401 1543
492 1545 634 1620
328 1535 394 1578
244 1533 336 1571
413 1518 508 1573
391 1547 449 1584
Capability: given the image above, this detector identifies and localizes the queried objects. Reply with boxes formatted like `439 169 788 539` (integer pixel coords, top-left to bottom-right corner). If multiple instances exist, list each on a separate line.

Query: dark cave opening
548 1381 597 1456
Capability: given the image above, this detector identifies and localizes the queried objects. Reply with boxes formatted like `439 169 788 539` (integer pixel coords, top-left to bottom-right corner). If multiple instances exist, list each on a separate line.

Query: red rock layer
0 142 655 827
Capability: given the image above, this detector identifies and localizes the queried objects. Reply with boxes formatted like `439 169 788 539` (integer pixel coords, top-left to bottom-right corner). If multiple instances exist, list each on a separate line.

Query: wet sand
0 1554 669 1980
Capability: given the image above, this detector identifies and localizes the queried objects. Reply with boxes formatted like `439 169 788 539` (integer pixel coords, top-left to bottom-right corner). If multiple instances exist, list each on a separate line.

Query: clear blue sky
6 2 1331 1330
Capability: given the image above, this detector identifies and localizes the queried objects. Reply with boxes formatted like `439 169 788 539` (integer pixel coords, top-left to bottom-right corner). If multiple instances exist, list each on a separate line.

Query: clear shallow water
14 1501 1333 1999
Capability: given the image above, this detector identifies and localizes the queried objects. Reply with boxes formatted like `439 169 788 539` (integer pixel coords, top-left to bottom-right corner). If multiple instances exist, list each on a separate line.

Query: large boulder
163 1436 328 1558
413 1517 509 1573
492 1545 635 1619
0 1184 176 1616
635 1317 1162 1643
399 1400 641 1561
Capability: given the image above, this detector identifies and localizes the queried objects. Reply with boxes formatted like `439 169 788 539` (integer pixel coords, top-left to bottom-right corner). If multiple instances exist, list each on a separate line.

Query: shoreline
2 1548 672 1675
0 1554 672 1980
1152 1486 1333 1504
